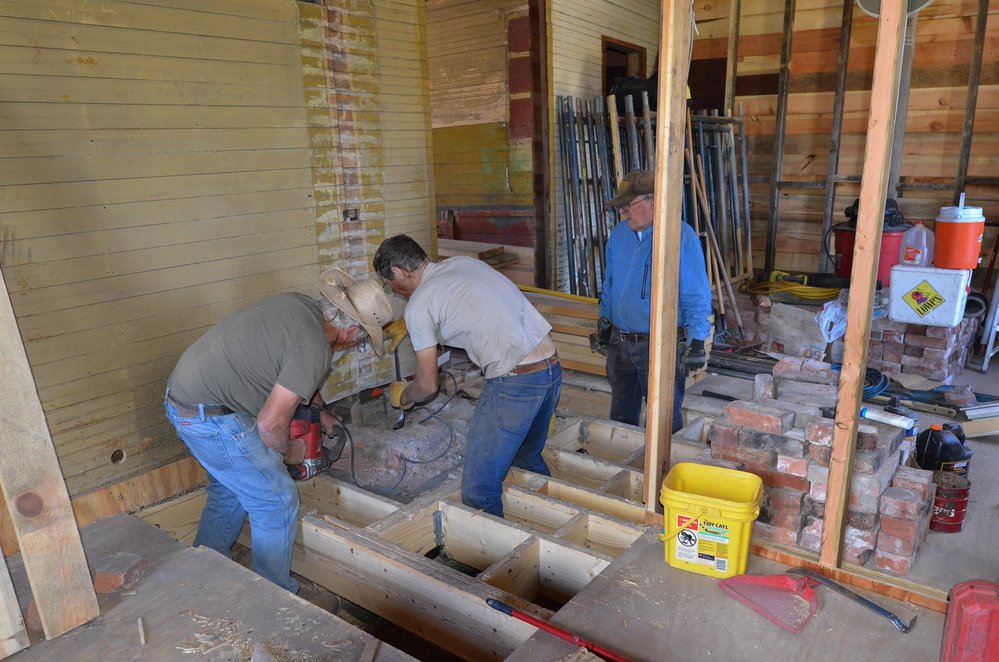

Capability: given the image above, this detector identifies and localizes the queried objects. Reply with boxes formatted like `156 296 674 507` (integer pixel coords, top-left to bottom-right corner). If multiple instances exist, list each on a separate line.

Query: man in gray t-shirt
374 235 562 518
164 267 392 593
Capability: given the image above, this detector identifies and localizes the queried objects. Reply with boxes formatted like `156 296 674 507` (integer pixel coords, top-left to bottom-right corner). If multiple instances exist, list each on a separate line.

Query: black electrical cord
831 363 889 399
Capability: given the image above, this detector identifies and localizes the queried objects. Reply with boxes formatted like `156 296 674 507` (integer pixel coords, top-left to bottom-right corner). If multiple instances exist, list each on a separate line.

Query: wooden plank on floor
0 269 98 639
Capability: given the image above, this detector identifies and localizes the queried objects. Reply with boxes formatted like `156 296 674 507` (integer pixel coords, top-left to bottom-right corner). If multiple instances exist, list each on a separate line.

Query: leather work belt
509 352 559 376
612 327 686 343
167 393 235 418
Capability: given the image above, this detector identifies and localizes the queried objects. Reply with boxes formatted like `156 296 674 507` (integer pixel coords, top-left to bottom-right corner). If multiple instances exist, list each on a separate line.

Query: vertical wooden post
644 0 693 516
0 555 28 657
0 268 99 639
819 0 907 568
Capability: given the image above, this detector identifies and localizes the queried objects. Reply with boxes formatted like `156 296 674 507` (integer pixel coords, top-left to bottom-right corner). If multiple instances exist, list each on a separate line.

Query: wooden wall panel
693 1 999 273
0 0 435 497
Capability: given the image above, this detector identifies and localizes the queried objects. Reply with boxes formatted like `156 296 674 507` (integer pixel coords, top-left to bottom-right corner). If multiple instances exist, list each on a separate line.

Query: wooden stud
723 0 742 117
820 0 908 569
953 0 989 205
644 0 694 514
0 268 99 639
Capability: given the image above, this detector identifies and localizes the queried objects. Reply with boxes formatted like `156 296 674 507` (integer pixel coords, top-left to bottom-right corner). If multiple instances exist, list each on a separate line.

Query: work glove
383 318 408 353
682 338 708 375
388 380 413 410
588 316 612 356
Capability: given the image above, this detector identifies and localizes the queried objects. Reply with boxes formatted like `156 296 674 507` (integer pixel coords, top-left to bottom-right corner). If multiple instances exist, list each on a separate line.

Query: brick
723 401 795 434
903 344 924 357
905 334 952 350
805 419 835 446
853 448 887 475
880 514 922 540
799 516 823 552
810 479 827 502
882 349 903 364
767 507 805 530
869 329 883 340
851 448 901 499
868 337 884 351
754 467 811 492
883 330 905 344
708 421 742 446
892 466 936 500
93 552 148 594
867 348 884 362
803 496 825 519
757 399 820 428
906 324 928 335
772 357 805 374
710 438 777 470
769 487 805 511
808 442 831 466
754 373 775 401
777 455 810 477
886 488 930 522
775 379 839 401
847 510 879 531
753 431 807 457
753 521 799 546
842 526 878 566
808 462 828 484
777 389 838 409
874 548 917 575
925 325 953 338
883 340 904 354
683 394 733 418
877 532 917 557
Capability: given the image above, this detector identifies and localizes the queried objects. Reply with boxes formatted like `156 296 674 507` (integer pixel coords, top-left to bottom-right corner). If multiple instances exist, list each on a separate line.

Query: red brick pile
699 356 938 575
873 467 936 575
858 317 976 384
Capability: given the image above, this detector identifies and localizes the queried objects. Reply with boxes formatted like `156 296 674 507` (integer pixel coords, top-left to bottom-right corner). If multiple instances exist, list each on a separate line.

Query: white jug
898 222 934 267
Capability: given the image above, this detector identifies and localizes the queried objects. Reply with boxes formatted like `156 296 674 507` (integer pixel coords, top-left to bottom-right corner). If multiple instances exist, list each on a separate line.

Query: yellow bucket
659 463 763 579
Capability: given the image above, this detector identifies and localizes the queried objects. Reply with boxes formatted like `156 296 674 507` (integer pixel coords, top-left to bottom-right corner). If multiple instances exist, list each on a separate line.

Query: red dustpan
718 574 819 634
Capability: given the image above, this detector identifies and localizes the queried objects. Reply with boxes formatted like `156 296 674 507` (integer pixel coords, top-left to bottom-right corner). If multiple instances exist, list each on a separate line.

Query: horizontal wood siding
0 0 317 495
693 0 999 272
0 0 435 496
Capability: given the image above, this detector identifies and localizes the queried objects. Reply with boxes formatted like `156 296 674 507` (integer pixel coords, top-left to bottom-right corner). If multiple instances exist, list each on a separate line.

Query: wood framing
953 0 989 205
644 0 694 516
820 0 908 568
0 268 99 640
762 0 795 275
723 0 741 117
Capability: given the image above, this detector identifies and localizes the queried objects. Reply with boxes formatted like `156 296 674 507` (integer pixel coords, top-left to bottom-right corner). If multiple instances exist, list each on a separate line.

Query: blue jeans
606 339 685 432
165 398 300 593
462 360 562 517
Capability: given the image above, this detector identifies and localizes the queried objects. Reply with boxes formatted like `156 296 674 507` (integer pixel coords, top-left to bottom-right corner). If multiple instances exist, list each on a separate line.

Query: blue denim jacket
598 219 713 341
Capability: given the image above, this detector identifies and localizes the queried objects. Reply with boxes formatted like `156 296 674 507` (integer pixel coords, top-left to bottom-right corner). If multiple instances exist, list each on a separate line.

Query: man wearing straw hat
595 169 712 432
164 267 393 593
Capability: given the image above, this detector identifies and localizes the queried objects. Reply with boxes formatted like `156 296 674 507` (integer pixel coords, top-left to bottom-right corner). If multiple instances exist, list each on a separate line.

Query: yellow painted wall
0 0 433 495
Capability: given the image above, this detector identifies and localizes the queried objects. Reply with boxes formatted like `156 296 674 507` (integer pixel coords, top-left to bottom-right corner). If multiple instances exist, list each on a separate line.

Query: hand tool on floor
787 568 917 633
286 404 348 481
718 573 819 634
485 598 631 662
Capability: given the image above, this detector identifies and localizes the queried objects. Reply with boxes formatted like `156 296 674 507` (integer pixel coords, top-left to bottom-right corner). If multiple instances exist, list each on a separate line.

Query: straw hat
319 267 393 354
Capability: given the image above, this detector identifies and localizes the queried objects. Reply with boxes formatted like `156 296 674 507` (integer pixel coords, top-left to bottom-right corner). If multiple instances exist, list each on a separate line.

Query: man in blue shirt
596 170 712 431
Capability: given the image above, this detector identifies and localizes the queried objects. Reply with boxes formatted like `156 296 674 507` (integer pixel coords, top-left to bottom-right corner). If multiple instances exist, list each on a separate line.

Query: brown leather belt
510 353 559 376
167 393 235 418
612 327 686 343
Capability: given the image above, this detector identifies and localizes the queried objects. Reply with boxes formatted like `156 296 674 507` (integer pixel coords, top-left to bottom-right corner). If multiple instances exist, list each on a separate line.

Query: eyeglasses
619 194 651 215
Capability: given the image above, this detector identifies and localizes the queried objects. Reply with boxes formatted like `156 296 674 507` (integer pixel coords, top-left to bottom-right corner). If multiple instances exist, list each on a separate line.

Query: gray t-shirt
167 293 332 416
405 257 552 378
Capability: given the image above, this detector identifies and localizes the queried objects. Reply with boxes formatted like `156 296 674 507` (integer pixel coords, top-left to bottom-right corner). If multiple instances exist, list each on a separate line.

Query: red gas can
941 580 999 662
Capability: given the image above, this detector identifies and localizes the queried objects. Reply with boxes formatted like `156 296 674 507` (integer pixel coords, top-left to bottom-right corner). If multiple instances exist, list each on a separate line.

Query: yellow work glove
389 381 413 410
383 318 408 352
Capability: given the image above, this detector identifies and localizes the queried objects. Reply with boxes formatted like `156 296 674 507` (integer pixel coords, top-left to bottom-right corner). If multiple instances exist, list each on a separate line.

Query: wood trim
0 267 98 639
723 0 742 116
1 456 205 557
601 36 648 95
820 0 907 569
644 0 693 512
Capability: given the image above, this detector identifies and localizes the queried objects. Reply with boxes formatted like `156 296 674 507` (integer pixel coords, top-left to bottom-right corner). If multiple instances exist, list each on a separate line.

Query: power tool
286 404 348 481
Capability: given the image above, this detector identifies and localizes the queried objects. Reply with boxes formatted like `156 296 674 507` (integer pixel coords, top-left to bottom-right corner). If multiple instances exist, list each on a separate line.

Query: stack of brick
873 466 937 575
700 356 910 568
864 317 979 384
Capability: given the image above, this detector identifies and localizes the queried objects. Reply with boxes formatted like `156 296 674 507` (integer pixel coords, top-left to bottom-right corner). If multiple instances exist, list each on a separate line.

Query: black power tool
286 405 347 481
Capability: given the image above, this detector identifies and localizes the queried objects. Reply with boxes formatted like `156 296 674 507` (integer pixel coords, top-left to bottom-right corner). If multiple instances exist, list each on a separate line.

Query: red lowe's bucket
930 471 971 533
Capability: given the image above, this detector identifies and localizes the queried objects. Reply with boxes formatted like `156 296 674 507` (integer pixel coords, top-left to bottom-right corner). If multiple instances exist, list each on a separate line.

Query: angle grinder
286 404 348 481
